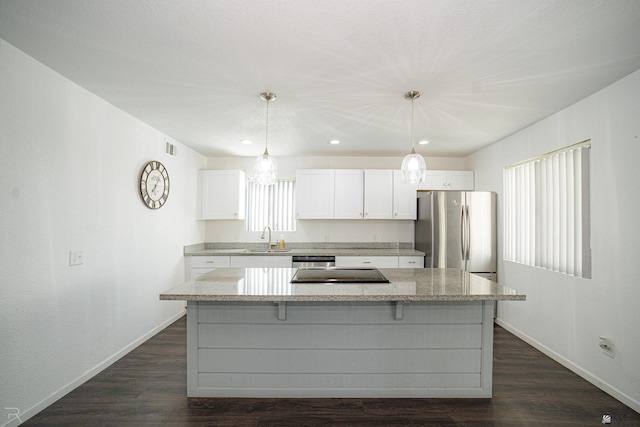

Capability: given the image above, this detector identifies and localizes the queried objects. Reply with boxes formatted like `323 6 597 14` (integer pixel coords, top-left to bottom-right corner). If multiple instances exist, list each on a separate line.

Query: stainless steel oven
292 255 335 268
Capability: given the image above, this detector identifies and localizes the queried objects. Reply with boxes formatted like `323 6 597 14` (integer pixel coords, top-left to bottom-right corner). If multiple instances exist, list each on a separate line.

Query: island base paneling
187 300 494 398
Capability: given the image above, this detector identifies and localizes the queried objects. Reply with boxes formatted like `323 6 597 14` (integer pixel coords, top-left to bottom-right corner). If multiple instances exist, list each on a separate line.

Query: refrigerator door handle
460 204 466 260
465 205 471 261
462 205 467 262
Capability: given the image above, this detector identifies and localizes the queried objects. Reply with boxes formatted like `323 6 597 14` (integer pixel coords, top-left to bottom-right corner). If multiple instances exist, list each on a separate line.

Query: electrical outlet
599 336 614 358
69 250 84 266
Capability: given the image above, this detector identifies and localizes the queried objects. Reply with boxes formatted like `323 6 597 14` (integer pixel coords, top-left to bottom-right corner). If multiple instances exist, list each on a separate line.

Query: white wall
466 69 640 412
0 40 206 426
202 156 466 243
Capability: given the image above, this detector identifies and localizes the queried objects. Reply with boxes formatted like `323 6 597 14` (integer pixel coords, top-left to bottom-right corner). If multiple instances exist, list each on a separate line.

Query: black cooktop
290 267 390 284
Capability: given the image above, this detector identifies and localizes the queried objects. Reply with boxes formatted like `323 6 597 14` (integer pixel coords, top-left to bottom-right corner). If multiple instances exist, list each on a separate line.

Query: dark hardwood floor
23 316 640 426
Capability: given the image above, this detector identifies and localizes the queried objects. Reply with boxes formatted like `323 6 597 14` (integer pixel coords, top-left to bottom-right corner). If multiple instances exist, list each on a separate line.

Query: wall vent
165 141 177 157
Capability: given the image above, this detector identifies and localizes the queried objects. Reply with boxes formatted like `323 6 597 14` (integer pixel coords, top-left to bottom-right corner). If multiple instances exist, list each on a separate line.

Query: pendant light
401 90 427 184
253 92 278 185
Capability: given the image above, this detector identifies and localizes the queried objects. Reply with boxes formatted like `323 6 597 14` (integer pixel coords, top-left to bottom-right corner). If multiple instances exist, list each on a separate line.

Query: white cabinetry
230 256 293 268
187 254 424 277
198 170 246 220
188 300 494 398
295 170 335 219
420 170 474 191
363 170 393 219
296 169 418 220
335 256 399 268
392 170 417 220
399 256 424 268
334 169 364 219
187 256 231 280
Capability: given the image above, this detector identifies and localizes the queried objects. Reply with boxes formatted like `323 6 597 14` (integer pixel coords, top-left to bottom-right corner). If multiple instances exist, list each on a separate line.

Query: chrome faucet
261 226 273 251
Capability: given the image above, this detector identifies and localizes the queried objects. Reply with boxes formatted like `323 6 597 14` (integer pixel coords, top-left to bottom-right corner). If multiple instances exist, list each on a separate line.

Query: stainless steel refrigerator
415 191 497 279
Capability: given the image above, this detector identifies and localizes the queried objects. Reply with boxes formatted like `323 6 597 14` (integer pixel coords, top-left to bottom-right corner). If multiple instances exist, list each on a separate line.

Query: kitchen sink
244 248 291 253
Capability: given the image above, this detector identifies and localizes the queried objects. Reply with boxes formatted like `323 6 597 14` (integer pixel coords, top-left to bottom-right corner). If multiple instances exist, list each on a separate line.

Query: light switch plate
69 250 84 266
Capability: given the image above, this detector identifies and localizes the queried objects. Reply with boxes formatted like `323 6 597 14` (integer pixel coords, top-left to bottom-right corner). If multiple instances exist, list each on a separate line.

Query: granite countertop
184 248 425 256
184 242 425 257
160 267 526 302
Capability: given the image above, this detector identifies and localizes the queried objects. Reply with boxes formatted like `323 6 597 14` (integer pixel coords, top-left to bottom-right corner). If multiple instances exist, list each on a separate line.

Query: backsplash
184 241 415 254
203 219 415 244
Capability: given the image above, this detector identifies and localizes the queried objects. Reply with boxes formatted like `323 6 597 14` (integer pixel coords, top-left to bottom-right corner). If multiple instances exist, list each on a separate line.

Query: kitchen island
160 267 525 398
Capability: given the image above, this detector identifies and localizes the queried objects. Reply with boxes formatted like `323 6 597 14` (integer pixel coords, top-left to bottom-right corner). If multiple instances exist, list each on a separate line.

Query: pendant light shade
401 147 427 184
401 90 427 184
253 92 278 185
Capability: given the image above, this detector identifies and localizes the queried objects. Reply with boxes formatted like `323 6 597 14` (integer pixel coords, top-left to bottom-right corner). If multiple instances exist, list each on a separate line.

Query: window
503 140 591 278
245 178 296 232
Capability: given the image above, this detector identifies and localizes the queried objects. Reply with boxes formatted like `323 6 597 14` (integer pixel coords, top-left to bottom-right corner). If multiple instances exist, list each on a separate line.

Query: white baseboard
3 309 186 427
495 318 640 414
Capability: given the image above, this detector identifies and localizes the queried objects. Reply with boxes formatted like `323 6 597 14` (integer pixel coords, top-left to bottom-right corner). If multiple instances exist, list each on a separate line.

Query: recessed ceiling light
418 139 430 145
241 139 253 145
328 139 341 145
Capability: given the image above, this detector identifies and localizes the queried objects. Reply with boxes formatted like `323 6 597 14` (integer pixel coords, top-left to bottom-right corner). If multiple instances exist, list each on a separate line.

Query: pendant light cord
404 90 420 154
411 97 415 152
264 97 270 155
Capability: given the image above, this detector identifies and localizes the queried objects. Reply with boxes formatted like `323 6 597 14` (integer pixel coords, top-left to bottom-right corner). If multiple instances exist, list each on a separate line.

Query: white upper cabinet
392 170 417 220
295 169 335 219
419 170 474 191
364 169 393 219
198 170 246 220
334 169 364 219
296 169 423 220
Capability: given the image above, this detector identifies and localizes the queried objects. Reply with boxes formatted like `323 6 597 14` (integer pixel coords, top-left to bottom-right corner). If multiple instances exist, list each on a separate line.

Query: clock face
140 161 170 209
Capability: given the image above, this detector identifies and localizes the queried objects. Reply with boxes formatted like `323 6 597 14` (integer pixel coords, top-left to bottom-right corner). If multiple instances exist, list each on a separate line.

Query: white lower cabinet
187 300 493 398
335 256 399 268
187 256 231 280
188 254 424 279
399 256 424 268
230 256 293 268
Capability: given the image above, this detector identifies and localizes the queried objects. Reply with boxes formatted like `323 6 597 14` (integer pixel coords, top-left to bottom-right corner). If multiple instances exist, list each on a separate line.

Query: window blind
503 140 591 278
245 178 296 232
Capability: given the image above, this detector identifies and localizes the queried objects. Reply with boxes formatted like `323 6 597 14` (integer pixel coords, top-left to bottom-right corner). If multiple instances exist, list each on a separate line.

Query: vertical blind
245 178 296 232
503 141 591 278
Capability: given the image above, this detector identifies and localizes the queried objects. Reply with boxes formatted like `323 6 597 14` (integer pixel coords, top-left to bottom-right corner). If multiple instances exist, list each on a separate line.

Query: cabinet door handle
363 261 371 264
206 261 214 264
407 261 416 264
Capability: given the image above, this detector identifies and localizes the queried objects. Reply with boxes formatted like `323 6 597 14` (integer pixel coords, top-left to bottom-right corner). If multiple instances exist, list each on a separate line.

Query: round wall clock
139 160 170 209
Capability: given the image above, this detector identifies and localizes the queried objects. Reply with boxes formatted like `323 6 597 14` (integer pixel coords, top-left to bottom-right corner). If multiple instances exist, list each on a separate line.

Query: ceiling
2 1 640 158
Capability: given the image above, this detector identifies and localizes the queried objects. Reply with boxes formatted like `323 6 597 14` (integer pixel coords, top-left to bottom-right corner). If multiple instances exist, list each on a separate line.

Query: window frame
503 140 591 278
245 177 296 232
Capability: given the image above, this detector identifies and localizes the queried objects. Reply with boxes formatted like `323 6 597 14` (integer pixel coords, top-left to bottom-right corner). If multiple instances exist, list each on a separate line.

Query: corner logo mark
4 407 23 423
